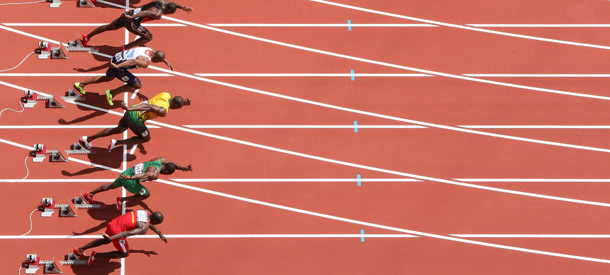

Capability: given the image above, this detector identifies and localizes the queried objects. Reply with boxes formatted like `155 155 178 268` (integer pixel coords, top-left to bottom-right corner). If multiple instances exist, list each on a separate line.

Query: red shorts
105 223 130 253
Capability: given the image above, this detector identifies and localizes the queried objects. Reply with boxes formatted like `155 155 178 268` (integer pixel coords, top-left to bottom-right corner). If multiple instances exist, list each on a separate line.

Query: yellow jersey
128 92 171 125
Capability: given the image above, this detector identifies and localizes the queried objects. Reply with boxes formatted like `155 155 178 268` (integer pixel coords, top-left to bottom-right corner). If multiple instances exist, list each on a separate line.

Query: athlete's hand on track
100 232 110 240
182 6 194 13
183 165 193 172
160 235 168 243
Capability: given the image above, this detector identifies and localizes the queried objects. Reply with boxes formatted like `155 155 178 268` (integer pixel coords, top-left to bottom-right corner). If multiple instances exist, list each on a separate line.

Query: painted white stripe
129 145 137 155
0 179 113 182
68 154 610 264
464 74 610 78
455 179 610 183
0 234 418 239
0 125 160 129
209 23 436 27
172 178 421 182
195 73 431 77
0 73 172 77
0 138 33 150
184 125 426 129
452 234 610 238
309 0 610 51
459 125 610 129
2 23 185 27
0 24 62 45
131 89 140 99
468 24 610 28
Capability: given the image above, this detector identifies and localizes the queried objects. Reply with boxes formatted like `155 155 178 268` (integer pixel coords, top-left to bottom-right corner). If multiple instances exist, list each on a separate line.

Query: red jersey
109 210 150 233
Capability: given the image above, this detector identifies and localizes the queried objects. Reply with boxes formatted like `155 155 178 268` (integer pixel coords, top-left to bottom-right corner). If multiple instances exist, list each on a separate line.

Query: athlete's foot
105 90 114 106
116 197 123 210
87 251 96 266
73 82 86 95
80 136 92 150
82 192 94 204
120 45 125 51
80 34 89 47
107 139 118 152
73 247 86 260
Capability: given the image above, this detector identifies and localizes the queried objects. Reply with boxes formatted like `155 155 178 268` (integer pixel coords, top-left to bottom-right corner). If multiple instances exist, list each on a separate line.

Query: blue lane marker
357 174 361 186
354 121 358 132
360 230 365 242
350 69 355 81
348 20 352 31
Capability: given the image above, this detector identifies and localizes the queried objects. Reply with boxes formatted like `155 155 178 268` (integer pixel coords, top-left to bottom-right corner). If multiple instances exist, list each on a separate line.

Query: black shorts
111 13 152 39
105 67 139 85
119 112 149 138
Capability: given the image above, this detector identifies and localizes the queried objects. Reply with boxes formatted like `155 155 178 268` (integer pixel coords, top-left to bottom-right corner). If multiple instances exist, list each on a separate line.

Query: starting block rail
24 90 64 109
32 144 68 163
24 253 88 274
64 142 95 155
60 89 85 102
40 196 105 218
67 33 98 53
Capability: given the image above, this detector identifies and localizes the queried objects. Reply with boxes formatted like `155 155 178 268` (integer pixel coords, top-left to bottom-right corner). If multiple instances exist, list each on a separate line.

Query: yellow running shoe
73 82 86 95
105 90 113 106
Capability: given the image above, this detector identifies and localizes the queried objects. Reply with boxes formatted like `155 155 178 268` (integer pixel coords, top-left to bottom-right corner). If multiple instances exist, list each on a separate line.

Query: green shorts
113 172 150 196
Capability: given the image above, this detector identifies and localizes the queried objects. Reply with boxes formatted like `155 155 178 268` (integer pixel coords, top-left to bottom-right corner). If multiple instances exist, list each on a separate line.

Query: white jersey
136 210 149 223
112 47 153 70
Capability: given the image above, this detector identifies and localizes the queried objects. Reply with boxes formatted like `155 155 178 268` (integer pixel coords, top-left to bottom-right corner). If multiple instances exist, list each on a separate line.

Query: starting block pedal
47 0 62 8
63 253 87 265
73 196 106 210
67 33 98 53
64 142 95 155
48 149 68 162
60 89 85 102
77 0 95 7
57 199 77 217
50 45 68 59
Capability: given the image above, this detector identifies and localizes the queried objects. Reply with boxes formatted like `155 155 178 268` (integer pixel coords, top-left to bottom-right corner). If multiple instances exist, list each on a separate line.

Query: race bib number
133 163 145 174
121 76 130 82
114 49 135 63
136 210 148 223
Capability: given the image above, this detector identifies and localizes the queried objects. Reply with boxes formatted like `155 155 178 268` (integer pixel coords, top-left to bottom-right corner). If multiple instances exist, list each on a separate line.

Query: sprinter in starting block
80 0 194 50
74 210 166 265
82 157 193 209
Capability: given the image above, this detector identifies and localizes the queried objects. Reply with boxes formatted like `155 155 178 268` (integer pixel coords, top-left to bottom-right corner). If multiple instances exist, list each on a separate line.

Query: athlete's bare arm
150 157 194 172
120 167 158 181
160 0 195 13
125 7 163 20
120 102 167 117
149 224 168 243
110 56 149 69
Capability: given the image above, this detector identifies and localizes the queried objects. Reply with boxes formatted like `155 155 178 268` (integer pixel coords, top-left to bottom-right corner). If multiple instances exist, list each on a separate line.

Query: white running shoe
107 139 118 152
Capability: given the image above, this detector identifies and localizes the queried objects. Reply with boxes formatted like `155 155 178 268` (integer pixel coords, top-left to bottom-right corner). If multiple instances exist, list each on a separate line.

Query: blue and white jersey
111 47 152 70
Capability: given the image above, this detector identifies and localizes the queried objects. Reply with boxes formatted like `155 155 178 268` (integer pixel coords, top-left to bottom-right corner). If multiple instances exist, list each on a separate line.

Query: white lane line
172 178 421 182
0 234 418 239
3 81 610 207
0 125 160 129
0 24 62 45
2 23 185 27
209 23 437 27
195 73 431 77
0 138 33 150
455 179 610 183
0 73 172 77
67 154 610 264
0 179 113 182
459 125 610 129
453 234 610 238
464 74 610 78
309 0 610 50
129 144 137 155
184 125 426 129
468 24 610 28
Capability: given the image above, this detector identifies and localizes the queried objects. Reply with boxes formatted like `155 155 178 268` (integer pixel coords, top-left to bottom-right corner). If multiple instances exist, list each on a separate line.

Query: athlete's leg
108 80 142 98
86 125 128 142
119 193 150 204
123 23 152 50
88 182 120 196
78 238 111 252
115 134 150 147
77 76 113 89
87 23 121 39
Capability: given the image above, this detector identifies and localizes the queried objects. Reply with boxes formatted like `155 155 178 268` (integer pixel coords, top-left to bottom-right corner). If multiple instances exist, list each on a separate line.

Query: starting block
44 196 105 218
67 33 98 53
64 142 95 155
37 42 51 59
77 0 95 7
47 0 62 8
51 45 68 59
32 144 68 163
23 254 39 274
23 90 64 109
60 89 85 102
24 252 88 274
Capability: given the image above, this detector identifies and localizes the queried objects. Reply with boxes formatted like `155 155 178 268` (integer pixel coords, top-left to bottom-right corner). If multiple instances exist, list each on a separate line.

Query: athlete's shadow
84 45 122 62
94 0 141 9
70 257 121 275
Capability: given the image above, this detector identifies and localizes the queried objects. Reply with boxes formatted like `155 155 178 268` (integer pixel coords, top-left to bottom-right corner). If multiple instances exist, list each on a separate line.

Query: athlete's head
162 163 177 175
150 211 164 225
165 2 178 14
170 96 190 109
151 50 165 63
